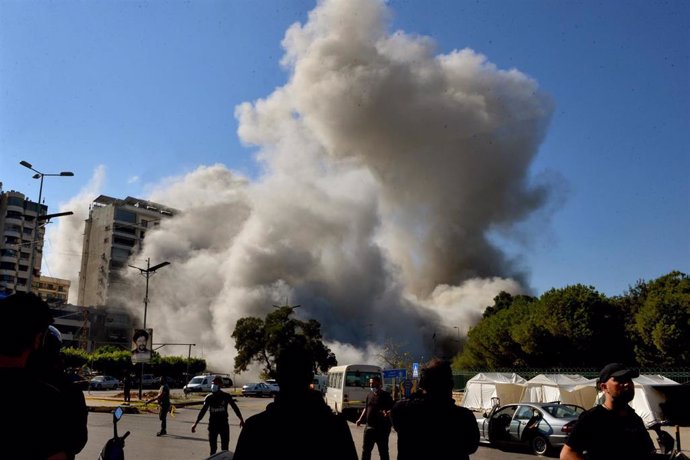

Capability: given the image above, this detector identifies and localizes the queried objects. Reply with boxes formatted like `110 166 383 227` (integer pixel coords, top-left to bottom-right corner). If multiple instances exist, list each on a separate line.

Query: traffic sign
412 362 419 378
383 368 407 380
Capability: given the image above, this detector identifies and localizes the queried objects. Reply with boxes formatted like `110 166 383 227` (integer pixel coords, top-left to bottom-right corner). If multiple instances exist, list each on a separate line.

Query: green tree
456 292 534 368
514 284 631 368
628 271 690 367
232 306 337 378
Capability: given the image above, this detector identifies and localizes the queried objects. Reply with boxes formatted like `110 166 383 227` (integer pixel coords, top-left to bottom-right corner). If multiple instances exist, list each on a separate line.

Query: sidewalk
84 394 204 413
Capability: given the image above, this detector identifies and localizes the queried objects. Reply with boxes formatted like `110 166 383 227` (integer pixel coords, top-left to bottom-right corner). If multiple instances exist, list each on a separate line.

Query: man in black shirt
192 376 245 455
146 375 171 436
390 359 479 460
560 363 656 460
0 292 69 460
356 375 394 460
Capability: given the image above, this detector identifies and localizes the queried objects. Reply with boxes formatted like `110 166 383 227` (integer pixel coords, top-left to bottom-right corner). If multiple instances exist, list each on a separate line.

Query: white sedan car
89 375 120 390
242 382 273 397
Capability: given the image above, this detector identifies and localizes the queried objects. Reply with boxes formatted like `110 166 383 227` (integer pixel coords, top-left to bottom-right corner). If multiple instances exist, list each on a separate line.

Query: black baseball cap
599 363 639 383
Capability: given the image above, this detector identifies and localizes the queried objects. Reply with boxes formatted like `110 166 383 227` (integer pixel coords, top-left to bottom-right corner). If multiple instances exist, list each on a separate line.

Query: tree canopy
455 271 689 369
232 306 337 378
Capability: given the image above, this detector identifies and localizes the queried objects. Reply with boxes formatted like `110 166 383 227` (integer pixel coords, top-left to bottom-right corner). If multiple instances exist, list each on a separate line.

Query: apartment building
0 186 46 296
77 195 176 307
50 302 133 351
35 275 70 305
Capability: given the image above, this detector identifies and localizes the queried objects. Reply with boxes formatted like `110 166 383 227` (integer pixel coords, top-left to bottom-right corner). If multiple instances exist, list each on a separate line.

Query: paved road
79 390 689 460
77 393 540 460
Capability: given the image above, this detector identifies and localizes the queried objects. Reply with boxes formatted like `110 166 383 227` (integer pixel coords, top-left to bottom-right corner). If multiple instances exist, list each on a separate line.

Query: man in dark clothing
192 375 245 455
560 363 656 460
146 375 171 436
27 325 88 460
356 375 394 460
123 373 132 404
391 358 479 460
233 341 358 460
0 292 69 460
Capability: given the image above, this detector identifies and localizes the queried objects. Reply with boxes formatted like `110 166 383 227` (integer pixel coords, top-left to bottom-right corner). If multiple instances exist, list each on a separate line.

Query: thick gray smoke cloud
47 0 553 378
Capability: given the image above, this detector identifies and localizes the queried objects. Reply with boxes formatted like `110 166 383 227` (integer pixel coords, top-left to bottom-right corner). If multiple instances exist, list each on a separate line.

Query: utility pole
129 258 170 400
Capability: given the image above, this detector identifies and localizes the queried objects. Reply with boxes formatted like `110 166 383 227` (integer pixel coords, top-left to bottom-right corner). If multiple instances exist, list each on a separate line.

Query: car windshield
543 404 584 418
190 377 204 384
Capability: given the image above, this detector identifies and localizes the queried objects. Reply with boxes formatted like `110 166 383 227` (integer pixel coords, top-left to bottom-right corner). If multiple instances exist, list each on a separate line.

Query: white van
325 364 383 415
183 373 231 394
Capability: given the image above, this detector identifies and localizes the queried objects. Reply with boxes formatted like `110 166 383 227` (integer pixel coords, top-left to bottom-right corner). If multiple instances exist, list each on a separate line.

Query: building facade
50 302 133 351
0 186 47 296
35 275 71 305
77 195 176 307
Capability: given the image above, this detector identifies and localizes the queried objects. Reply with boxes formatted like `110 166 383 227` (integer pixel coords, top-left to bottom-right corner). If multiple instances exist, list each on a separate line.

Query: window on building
114 208 136 224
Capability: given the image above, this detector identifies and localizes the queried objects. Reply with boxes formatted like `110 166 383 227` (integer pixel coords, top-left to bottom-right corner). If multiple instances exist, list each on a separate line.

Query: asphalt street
77 390 689 460
76 392 543 460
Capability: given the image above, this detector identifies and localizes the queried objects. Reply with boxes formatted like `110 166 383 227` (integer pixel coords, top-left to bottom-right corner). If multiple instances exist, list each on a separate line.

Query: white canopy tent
460 372 527 411
627 375 679 425
521 374 598 408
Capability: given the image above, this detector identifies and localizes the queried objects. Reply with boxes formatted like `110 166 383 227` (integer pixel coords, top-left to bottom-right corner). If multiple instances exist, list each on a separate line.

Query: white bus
326 364 383 415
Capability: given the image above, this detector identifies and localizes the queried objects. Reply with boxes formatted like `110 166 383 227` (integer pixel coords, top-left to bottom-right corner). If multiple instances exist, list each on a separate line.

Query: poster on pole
131 328 152 363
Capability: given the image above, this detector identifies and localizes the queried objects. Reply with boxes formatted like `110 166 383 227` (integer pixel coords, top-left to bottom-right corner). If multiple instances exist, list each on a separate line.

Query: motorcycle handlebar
122 431 130 440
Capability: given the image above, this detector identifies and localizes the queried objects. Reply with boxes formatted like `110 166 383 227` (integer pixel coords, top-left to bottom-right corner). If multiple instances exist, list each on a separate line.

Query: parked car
139 374 159 389
89 375 120 390
242 382 273 397
477 401 585 456
184 374 232 394
264 379 280 395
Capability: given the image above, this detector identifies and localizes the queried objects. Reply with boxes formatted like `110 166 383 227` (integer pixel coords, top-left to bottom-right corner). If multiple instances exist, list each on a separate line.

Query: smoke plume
46 0 554 378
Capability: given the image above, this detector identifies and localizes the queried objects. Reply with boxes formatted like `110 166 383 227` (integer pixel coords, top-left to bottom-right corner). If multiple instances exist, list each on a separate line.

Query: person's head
418 358 454 399
276 341 314 395
0 292 54 361
26 325 63 374
369 375 382 391
133 329 149 351
598 363 638 406
212 376 223 393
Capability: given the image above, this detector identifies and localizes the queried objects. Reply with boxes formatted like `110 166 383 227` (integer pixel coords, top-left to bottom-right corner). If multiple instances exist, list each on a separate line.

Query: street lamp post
19 161 74 293
128 258 170 400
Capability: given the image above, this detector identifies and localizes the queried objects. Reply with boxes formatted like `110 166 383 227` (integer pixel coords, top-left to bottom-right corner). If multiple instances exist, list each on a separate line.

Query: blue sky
1 0 688 298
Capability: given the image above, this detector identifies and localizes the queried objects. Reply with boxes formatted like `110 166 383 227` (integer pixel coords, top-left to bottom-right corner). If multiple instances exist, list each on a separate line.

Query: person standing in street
356 375 394 460
391 358 479 460
233 340 358 460
27 325 88 460
146 375 171 436
122 373 132 404
192 376 245 455
0 292 69 460
560 363 656 460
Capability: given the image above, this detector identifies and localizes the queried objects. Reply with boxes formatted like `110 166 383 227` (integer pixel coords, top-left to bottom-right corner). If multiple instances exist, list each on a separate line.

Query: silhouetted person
560 363 655 460
233 341 357 460
27 325 88 460
0 292 69 460
356 375 394 460
122 373 132 404
146 375 171 436
391 358 479 460
192 375 245 455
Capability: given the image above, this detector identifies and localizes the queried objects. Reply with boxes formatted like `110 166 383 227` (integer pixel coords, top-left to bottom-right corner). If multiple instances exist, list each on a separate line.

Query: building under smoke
77 195 177 307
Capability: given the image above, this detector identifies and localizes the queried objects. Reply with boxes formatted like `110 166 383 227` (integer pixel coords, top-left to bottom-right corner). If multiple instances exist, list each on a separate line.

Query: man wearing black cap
560 363 656 460
0 292 69 459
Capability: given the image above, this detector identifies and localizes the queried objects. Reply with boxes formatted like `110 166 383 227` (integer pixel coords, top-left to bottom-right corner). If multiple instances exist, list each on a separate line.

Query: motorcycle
647 420 689 460
98 406 130 460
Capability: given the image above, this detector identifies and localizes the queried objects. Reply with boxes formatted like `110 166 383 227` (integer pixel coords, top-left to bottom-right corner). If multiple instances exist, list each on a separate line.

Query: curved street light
19 160 74 293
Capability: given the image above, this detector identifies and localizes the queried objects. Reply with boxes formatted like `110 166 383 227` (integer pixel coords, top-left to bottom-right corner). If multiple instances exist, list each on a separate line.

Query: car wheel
530 435 550 456
97 384 102 390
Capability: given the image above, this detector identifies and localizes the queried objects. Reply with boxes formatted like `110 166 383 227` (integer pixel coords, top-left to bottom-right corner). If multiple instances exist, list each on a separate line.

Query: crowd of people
0 292 668 460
